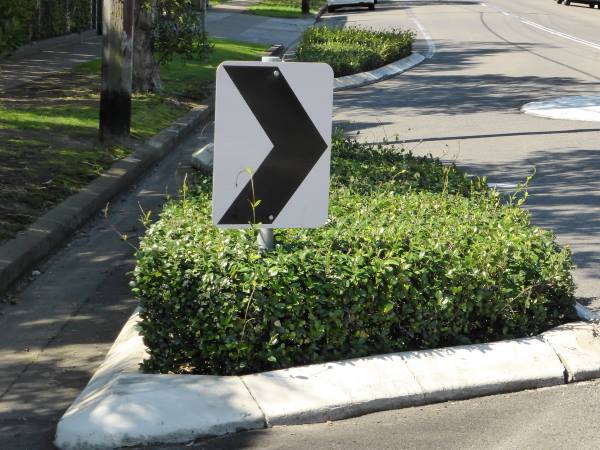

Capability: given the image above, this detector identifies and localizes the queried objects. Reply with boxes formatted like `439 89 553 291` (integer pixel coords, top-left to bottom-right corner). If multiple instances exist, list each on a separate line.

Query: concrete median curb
55 304 600 449
0 96 214 295
334 52 426 91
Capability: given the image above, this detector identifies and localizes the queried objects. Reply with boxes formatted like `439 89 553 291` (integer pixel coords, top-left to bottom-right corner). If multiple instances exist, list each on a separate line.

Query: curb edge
0 95 215 295
54 302 598 449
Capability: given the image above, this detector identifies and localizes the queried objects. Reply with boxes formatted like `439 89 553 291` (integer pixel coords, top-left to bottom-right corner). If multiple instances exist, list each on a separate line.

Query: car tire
556 0 563 3
368 3 375 9
327 5 335 12
564 0 570 4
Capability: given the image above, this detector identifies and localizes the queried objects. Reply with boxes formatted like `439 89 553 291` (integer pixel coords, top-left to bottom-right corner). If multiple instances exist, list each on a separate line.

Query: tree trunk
132 0 161 92
99 0 135 141
301 0 310 14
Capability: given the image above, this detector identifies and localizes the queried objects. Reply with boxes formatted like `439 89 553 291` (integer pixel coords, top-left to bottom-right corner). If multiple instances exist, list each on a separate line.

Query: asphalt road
332 0 600 313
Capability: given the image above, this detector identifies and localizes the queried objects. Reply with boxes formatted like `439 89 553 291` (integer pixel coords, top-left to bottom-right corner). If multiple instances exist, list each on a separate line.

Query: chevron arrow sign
212 61 334 228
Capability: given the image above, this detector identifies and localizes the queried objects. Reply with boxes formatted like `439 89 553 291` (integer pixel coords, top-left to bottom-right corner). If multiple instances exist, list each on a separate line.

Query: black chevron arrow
218 65 328 225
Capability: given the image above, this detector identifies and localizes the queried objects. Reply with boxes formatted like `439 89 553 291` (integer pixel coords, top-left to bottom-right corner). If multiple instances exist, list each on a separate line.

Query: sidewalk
0 32 101 93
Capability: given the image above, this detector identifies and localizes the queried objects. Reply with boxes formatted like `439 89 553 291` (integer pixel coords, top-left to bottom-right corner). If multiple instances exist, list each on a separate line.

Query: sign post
212 57 334 249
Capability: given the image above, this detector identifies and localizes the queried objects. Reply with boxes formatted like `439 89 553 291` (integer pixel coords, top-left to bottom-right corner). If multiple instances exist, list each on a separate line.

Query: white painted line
518 18 600 51
485 0 600 50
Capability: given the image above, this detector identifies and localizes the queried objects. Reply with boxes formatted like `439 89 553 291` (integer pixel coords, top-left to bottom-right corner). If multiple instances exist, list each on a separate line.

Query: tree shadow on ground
334 39 600 116
0 258 139 450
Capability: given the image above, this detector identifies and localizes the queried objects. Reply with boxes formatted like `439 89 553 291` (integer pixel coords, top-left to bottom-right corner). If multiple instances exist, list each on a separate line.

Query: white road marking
518 18 600 51
410 15 436 58
484 1 600 51
521 96 600 122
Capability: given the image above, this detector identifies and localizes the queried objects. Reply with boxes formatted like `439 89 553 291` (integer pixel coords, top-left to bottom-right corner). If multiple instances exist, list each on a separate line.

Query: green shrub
0 0 94 53
296 26 415 77
133 138 575 376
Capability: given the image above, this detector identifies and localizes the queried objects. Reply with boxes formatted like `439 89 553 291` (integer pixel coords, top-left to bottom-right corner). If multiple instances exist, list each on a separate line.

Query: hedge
296 26 415 77
133 137 575 376
0 0 97 53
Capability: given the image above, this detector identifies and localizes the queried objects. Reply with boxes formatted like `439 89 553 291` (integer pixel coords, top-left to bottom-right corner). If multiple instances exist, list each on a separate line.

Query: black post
96 0 103 35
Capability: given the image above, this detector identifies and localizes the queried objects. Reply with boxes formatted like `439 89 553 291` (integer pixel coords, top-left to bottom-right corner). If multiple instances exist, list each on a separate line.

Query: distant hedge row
0 0 98 53
296 26 415 77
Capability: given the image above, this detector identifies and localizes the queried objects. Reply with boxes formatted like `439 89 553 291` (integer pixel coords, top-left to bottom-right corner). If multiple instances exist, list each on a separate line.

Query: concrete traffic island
55 307 600 450
521 96 600 122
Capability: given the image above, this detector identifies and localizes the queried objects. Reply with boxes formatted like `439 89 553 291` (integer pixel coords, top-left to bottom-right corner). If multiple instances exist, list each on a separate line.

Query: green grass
76 38 268 99
248 0 325 18
0 94 182 140
0 38 268 242
160 39 270 97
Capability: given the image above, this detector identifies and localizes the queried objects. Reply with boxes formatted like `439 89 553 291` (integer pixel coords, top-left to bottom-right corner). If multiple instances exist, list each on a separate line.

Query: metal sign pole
256 54 282 252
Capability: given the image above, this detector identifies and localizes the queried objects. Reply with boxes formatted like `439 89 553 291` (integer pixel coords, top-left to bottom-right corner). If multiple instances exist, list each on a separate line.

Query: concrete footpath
0 31 101 93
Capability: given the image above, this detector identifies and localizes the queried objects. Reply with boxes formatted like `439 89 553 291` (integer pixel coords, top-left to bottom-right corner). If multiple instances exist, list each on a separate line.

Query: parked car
556 0 599 7
327 0 375 13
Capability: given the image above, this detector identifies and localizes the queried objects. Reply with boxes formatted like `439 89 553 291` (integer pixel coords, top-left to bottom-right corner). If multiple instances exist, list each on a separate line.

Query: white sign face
212 61 334 228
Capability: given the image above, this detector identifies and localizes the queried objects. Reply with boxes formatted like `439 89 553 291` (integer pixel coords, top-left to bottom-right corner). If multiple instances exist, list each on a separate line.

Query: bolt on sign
212 61 334 228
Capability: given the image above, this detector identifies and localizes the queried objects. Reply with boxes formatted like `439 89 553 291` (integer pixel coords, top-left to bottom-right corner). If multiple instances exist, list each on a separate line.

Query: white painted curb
243 336 564 427
55 303 600 449
542 322 600 382
521 95 600 122
334 52 425 91
190 142 214 174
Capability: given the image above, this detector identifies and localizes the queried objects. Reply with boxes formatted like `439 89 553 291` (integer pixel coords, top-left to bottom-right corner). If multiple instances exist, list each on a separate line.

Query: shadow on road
335 39 600 115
